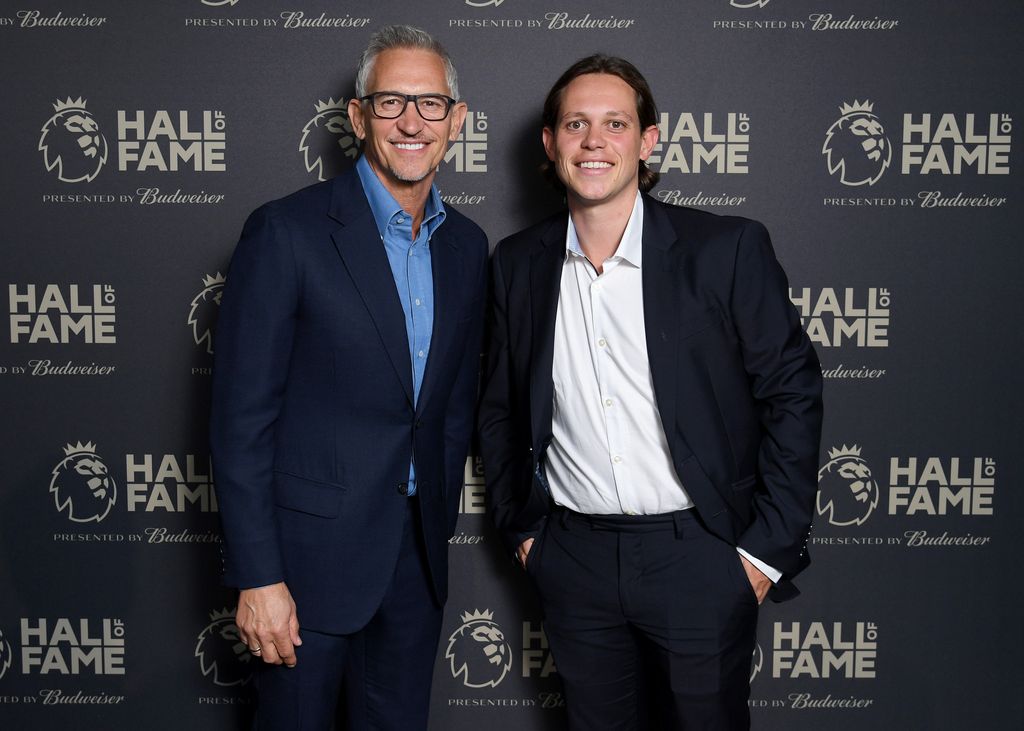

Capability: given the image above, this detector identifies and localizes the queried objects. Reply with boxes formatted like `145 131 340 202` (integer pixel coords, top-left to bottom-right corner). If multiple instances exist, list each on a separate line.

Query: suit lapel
641 197 682 446
530 213 568 443
328 171 414 407
416 226 462 417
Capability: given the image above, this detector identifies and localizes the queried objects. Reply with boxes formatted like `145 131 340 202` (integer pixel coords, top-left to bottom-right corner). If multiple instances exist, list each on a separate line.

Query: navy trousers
253 499 443 731
527 508 759 731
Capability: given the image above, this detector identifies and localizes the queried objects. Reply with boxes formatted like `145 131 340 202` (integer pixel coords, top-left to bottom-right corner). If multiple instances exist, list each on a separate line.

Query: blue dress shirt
356 155 446 497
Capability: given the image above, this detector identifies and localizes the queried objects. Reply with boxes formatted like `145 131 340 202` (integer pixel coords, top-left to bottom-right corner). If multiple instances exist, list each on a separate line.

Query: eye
566 119 585 131
608 120 626 130
420 96 444 110
378 95 403 109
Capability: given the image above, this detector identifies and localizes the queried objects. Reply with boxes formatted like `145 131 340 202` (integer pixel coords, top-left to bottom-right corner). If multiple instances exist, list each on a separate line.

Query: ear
347 98 367 141
448 101 468 141
542 127 555 161
639 124 659 161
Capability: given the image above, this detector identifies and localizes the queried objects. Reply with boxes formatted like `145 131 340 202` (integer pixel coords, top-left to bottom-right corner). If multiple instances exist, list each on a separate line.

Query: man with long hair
479 55 822 729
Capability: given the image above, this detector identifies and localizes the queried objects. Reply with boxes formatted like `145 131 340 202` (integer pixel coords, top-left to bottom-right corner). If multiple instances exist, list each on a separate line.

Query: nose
396 100 425 135
582 125 605 150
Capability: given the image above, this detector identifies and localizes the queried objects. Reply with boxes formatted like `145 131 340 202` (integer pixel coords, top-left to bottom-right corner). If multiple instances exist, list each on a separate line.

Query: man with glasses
211 25 487 730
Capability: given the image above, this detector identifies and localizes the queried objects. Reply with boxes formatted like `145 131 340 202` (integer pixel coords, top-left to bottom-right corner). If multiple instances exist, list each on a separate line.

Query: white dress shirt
546 192 780 582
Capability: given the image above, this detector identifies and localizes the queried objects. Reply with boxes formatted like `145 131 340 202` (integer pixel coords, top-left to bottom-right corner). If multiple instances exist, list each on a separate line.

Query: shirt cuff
736 547 782 584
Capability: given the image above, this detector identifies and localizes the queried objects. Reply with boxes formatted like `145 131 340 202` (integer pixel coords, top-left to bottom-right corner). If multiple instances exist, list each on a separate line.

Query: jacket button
397 482 409 495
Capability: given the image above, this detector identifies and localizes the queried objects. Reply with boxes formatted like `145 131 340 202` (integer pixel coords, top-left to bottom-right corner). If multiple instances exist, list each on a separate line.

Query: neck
567 191 637 274
368 160 434 237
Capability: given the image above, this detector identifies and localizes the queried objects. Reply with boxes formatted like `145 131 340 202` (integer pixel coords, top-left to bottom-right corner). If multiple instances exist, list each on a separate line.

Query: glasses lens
415 95 450 121
372 94 407 118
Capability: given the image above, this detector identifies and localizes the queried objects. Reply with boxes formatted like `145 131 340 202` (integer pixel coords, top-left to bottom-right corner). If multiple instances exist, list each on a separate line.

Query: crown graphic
202 272 227 288
314 98 347 114
838 100 875 117
53 97 88 113
460 609 495 624
63 441 97 456
207 608 236 623
827 444 863 460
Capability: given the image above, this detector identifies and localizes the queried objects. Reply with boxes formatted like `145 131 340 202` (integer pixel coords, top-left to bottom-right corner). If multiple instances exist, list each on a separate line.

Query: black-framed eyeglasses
359 92 457 121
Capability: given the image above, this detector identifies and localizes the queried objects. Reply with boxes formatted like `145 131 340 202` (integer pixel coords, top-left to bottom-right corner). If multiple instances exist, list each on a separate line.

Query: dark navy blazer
211 168 488 633
478 196 823 600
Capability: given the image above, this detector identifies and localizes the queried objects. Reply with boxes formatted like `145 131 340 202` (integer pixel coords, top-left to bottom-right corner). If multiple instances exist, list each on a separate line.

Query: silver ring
251 645 262 654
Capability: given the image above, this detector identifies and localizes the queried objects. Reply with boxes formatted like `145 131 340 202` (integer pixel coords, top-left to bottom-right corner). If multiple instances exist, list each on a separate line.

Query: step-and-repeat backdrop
2 1 1022 729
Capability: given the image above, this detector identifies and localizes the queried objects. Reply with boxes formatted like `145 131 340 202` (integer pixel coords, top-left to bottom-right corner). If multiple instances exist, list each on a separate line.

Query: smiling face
348 47 467 200
542 73 659 212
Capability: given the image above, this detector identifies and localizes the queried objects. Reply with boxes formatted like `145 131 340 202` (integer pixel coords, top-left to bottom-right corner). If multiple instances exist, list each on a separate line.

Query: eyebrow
560 109 633 120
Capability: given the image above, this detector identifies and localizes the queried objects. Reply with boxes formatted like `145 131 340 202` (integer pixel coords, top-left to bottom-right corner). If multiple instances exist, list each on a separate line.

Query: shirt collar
356 155 446 240
565 191 644 268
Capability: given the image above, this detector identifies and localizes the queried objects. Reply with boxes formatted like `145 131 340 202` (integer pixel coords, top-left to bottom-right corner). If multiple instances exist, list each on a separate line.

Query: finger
518 538 534 568
289 615 302 647
256 636 284 665
235 610 250 647
269 624 297 666
272 632 297 667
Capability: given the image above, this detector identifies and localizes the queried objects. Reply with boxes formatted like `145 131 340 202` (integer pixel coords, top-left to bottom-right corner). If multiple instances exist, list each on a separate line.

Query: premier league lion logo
39 97 108 183
750 643 763 683
299 98 360 181
188 273 225 355
816 445 880 527
822 100 892 187
0 628 12 680
49 442 116 523
445 609 512 689
195 608 253 687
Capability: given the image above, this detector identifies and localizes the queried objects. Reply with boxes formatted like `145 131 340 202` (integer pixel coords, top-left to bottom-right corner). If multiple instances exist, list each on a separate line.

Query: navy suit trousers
253 498 443 731
527 508 758 731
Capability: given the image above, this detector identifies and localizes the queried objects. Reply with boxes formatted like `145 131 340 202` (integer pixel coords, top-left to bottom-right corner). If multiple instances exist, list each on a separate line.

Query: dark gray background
1 1 1022 729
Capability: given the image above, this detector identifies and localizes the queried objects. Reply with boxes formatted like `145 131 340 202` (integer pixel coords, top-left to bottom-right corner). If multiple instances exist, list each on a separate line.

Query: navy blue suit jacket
211 168 488 633
478 196 823 599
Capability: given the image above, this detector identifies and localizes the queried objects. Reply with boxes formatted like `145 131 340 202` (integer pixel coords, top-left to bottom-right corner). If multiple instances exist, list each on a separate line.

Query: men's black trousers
526 507 759 731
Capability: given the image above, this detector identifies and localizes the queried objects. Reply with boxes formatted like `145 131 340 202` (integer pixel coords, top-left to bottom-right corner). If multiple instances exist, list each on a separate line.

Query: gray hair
355 25 460 101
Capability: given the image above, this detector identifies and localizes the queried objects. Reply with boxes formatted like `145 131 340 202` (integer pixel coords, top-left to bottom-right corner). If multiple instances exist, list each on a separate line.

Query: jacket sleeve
730 220 824 578
443 230 489 537
477 244 540 554
210 203 297 589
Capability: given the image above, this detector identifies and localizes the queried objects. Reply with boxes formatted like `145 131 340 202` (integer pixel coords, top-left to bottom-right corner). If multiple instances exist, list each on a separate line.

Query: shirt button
418 350 425 358
597 338 607 347
604 399 613 407
397 482 409 495
396 217 405 224
415 298 422 306
612 455 622 464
